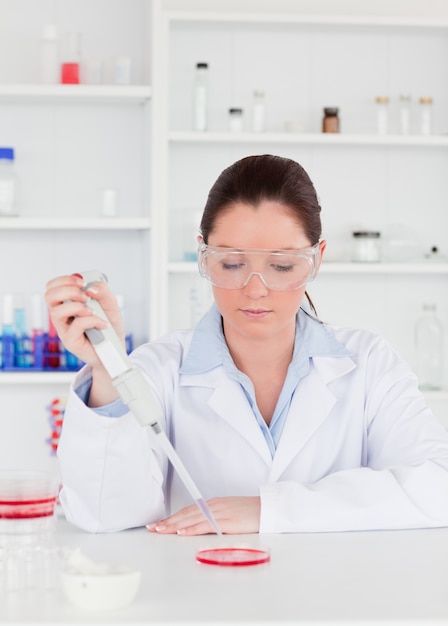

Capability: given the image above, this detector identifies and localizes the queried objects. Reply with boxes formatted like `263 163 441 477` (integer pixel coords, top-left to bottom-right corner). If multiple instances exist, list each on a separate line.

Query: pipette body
78 270 222 535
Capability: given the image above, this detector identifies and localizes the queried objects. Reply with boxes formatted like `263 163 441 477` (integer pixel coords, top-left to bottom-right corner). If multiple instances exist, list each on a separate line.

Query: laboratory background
0 0 447 474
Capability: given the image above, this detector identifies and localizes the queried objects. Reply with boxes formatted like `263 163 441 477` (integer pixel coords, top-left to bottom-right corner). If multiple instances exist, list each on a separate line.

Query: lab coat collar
180 302 351 376
179 304 355 472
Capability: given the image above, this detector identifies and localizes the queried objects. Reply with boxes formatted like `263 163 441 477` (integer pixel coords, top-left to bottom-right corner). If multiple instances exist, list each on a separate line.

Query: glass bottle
0 148 18 216
322 107 339 133
252 90 266 132
399 93 412 135
40 24 59 84
415 303 444 390
228 108 244 133
193 62 209 132
419 97 433 135
351 231 381 262
61 32 82 84
375 96 389 134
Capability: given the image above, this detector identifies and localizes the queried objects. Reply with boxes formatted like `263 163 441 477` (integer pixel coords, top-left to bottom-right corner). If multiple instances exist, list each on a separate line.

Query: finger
147 505 220 535
45 274 86 296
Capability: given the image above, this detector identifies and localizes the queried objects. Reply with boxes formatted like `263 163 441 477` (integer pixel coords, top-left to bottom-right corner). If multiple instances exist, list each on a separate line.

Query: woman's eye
222 262 243 271
272 264 294 273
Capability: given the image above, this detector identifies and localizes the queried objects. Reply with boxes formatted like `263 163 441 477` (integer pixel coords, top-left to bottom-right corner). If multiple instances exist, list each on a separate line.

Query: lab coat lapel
270 356 356 481
207 376 273 466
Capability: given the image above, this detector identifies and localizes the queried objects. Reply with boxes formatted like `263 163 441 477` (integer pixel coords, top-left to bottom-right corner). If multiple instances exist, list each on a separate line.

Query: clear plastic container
0 470 59 545
351 231 381 262
0 471 60 592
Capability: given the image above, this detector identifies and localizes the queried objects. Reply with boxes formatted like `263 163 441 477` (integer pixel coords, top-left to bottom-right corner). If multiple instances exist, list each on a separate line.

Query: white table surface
1 517 448 625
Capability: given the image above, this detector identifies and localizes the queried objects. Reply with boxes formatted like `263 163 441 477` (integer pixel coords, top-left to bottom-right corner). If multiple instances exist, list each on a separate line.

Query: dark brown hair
200 154 322 316
200 154 322 245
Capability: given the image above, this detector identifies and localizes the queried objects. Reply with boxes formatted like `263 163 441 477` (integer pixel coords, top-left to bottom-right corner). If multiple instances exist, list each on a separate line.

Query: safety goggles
198 242 321 291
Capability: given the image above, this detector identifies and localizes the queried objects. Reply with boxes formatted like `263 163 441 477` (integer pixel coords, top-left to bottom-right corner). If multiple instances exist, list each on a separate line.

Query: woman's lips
241 309 271 319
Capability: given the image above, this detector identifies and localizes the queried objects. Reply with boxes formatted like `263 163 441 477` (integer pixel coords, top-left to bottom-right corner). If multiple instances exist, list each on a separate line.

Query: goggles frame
198 242 321 291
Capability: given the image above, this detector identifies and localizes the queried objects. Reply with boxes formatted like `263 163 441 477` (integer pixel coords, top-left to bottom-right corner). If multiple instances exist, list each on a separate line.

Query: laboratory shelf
0 84 152 104
168 261 448 275
168 11 448 30
0 217 151 230
169 131 448 148
0 372 76 385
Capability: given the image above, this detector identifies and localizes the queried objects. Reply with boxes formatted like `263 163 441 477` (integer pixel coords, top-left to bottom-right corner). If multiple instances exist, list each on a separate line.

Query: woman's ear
317 239 326 268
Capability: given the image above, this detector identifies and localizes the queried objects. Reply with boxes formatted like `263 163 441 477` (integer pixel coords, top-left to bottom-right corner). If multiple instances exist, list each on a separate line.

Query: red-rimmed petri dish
0 470 60 543
196 546 270 567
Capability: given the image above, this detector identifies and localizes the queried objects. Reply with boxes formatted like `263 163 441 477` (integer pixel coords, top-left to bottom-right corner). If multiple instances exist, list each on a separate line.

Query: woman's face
206 200 326 342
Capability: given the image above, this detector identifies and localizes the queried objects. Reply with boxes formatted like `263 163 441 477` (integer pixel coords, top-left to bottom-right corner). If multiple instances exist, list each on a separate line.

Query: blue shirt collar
180 302 350 376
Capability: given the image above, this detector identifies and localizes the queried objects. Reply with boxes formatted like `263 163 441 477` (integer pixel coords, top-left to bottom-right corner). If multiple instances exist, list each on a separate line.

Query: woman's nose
242 272 269 296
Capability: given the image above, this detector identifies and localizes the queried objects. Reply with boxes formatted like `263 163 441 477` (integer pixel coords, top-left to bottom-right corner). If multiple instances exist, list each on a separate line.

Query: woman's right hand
44 273 126 371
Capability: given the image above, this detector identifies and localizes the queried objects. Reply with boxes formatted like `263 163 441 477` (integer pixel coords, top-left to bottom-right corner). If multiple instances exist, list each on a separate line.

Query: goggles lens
198 243 320 291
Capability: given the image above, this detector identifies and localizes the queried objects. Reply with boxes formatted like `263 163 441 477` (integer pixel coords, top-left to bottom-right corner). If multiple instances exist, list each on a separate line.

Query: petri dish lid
196 546 270 567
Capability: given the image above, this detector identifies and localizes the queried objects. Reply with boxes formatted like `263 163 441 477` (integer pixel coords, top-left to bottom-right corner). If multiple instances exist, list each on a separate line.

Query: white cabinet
152 4 448 423
0 0 154 470
1 0 448 475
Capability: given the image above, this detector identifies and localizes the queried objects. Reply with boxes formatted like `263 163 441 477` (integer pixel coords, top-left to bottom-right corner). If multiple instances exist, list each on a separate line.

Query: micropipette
78 270 222 535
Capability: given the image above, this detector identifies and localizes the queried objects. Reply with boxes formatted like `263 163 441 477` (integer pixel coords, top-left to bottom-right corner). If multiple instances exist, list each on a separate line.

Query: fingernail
177 528 186 535
155 525 166 532
146 524 156 532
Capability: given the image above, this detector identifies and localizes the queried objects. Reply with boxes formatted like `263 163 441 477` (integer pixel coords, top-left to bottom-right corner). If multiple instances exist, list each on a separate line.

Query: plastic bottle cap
0 147 14 160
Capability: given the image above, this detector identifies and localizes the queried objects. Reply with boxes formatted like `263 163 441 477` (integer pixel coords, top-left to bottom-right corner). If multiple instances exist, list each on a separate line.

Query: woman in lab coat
46 154 448 534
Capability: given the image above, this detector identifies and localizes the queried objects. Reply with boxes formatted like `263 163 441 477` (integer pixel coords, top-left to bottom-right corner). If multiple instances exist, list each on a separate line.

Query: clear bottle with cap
399 94 412 135
351 231 382 262
228 108 244 133
419 97 433 135
252 90 266 132
40 24 59 84
375 96 389 134
414 303 444 390
193 62 209 131
0 148 18 217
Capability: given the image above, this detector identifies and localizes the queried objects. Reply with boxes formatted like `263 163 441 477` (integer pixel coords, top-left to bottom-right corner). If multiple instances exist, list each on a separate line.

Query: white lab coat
58 321 448 533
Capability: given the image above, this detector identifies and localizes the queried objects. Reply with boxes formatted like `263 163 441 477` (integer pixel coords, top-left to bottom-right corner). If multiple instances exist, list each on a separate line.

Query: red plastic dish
196 547 270 567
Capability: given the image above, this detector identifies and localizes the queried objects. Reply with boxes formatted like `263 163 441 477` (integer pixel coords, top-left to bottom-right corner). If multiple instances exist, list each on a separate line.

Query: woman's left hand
146 496 260 535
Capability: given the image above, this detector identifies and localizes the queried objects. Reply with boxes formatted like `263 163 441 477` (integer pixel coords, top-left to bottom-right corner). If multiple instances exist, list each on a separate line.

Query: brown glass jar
322 107 340 133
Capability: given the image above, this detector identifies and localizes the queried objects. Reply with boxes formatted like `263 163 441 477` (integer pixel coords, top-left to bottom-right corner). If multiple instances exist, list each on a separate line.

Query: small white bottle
415 303 444 390
0 148 18 217
399 93 412 135
375 96 389 134
419 97 433 135
40 24 59 84
252 90 266 132
228 108 244 133
193 62 209 132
